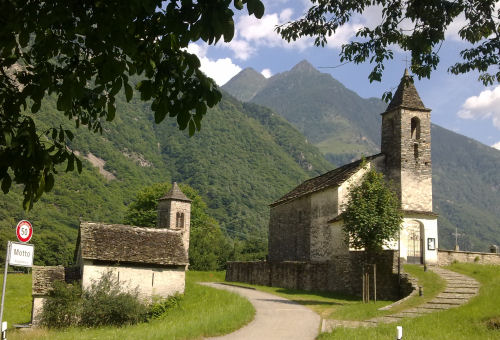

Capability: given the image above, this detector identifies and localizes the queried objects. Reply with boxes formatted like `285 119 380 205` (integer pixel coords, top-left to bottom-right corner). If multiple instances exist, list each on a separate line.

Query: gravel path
201 283 321 340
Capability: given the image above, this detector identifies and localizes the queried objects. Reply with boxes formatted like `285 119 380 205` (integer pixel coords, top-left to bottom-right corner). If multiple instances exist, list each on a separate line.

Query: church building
268 70 439 265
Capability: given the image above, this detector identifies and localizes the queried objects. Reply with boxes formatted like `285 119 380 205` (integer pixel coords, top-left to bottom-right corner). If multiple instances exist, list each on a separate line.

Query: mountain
222 68 268 102
223 61 500 251
0 90 331 265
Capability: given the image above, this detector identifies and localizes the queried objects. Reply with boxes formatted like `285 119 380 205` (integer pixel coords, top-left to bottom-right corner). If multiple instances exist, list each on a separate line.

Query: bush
80 271 148 327
148 294 183 319
40 280 82 328
41 271 148 328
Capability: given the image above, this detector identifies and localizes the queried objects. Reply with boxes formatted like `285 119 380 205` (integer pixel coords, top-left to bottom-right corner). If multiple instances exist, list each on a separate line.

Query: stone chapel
268 69 439 266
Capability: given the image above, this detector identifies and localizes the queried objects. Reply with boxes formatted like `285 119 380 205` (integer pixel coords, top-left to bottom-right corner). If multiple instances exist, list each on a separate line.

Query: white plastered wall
81 261 185 299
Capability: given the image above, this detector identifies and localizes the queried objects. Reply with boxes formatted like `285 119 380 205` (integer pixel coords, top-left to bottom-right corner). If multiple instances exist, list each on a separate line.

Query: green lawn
7 271 255 340
0 273 33 325
319 263 500 340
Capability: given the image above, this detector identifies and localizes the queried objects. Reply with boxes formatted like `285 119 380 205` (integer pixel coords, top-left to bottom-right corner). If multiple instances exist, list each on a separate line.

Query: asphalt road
201 283 321 340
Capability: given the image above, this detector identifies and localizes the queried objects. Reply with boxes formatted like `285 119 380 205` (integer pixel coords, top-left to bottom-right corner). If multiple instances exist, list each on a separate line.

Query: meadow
6 271 255 340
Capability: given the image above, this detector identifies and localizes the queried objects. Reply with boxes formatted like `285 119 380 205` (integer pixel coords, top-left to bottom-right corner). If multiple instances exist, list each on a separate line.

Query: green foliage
342 167 403 254
148 294 183 320
125 182 232 270
0 0 265 208
278 0 500 87
80 272 148 327
40 281 82 328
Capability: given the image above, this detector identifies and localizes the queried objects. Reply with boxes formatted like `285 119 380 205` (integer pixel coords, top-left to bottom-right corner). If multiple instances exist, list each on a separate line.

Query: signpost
0 220 34 339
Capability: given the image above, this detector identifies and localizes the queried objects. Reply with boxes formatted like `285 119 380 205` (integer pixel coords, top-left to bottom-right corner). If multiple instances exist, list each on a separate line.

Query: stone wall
268 195 311 262
438 250 500 266
226 251 411 300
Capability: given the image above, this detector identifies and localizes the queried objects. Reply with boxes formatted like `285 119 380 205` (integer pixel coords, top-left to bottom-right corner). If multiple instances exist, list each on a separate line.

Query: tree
124 182 231 270
342 167 403 257
278 0 499 90
0 0 265 209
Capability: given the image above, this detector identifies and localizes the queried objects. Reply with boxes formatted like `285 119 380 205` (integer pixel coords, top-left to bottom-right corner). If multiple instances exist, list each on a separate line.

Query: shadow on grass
257 298 342 306
273 288 360 302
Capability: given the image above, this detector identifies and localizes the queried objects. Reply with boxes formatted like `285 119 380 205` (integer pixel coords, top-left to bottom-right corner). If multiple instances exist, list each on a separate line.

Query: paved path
322 266 480 331
201 283 321 340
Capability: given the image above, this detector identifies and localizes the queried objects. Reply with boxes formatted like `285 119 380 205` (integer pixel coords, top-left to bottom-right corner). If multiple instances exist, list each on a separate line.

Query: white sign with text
8 242 34 267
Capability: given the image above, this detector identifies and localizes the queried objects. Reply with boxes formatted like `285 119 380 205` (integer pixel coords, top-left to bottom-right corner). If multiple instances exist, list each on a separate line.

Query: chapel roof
77 222 188 266
270 154 383 207
385 69 429 112
159 182 191 202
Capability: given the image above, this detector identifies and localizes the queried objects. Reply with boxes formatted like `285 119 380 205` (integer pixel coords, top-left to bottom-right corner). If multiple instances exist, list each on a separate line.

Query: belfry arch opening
176 212 184 229
411 117 421 140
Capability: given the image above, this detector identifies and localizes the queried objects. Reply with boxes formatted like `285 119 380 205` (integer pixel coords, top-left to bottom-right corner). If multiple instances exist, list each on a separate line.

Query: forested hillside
224 61 500 251
0 90 331 265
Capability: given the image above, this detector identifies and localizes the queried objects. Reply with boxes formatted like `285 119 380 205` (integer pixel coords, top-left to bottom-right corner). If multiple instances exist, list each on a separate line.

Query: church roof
270 154 383 207
385 69 429 112
77 222 188 266
159 182 191 202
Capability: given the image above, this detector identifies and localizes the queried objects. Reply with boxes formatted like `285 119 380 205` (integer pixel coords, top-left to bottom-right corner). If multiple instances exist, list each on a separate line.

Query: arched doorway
406 221 423 264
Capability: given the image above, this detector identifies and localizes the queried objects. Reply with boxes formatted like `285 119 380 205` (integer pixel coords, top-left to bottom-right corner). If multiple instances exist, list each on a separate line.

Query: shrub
148 294 184 319
80 271 148 327
474 256 480 263
40 281 82 328
486 316 500 330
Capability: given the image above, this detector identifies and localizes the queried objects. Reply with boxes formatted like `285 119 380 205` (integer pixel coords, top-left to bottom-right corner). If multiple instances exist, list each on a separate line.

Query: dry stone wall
438 250 500 266
227 251 411 300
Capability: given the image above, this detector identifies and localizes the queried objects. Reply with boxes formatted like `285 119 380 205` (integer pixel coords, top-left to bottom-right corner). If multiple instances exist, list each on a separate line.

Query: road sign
15 220 32 243
8 242 34 267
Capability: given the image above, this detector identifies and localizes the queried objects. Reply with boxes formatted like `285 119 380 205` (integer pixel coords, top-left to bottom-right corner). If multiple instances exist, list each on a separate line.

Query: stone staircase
322 266 480 331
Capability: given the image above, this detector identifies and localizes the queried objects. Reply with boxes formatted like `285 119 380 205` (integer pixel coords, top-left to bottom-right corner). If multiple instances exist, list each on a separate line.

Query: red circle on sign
16 220 33 243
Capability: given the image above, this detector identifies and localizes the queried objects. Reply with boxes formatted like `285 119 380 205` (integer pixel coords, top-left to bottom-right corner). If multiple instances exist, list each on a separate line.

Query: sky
186 0 500 150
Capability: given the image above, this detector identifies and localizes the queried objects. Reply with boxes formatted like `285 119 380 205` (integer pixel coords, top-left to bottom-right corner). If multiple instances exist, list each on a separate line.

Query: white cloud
457 86 500 129
187 43 242 86
492 141 500 150
261 68 272 78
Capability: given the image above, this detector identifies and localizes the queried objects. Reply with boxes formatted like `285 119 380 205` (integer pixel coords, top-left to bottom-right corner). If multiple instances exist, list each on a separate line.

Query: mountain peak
222 68 268 102
290 60 319 74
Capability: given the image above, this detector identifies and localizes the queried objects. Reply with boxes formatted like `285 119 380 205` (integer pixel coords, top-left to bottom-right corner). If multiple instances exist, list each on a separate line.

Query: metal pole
0 241 10 327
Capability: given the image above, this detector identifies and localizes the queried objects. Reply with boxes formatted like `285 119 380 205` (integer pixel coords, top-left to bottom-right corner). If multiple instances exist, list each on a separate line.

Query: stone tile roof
159 182 191 202
385 69 429 112
271 154 383 207
32 266 65 295
78 222 188 266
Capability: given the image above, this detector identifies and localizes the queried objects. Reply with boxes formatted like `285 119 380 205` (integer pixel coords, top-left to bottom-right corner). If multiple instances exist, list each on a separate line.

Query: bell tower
381 69 433 212
157 182 192 251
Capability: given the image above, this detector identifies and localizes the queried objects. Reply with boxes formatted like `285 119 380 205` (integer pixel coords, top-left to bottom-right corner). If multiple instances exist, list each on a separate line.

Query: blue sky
188 1 500 149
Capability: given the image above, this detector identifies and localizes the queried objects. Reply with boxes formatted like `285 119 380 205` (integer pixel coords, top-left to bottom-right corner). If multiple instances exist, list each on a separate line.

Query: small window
411 117 420 140
176 212 184 229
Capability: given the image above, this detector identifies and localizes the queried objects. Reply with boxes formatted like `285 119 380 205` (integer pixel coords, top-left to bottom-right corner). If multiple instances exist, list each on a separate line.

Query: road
201 283 321 340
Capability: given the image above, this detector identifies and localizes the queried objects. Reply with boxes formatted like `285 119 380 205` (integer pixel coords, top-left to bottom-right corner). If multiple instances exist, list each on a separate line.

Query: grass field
7 271 254 340
319 263 500 340
0 273 33 325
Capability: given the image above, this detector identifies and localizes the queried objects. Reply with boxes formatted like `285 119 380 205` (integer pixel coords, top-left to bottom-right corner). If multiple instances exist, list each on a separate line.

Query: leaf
188 120 195 136
124 82 133 102
64 130 74 141
1 175 11 194
31 100 41 113
107 102 116 121
65 154 75 172
45 173 54 192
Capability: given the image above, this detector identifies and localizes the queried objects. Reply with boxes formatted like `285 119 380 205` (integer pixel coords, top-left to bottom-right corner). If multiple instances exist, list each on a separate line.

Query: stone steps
321 266 480 332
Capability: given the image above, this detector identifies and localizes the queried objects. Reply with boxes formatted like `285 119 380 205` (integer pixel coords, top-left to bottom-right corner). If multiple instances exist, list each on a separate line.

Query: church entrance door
407 222 423 264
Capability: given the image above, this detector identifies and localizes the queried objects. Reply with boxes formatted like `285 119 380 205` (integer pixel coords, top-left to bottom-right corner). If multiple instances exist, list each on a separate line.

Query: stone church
268 69 438 266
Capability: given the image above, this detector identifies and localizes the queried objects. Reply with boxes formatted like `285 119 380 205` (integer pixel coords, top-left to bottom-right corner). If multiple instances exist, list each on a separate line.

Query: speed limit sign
16 220 33 243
